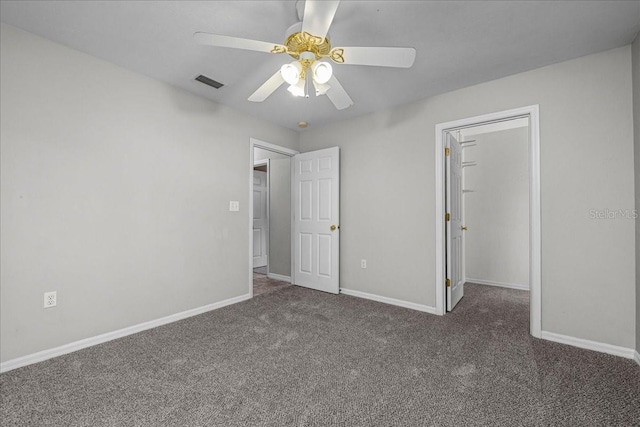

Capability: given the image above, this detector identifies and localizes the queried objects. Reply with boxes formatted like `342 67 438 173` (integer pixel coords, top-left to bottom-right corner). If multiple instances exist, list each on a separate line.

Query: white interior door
293 147 340 294
253 169 268 268
446 133 464 311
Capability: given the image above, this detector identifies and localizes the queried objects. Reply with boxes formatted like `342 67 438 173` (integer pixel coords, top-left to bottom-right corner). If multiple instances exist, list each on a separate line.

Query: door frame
249 138 299 298
434 105 541 338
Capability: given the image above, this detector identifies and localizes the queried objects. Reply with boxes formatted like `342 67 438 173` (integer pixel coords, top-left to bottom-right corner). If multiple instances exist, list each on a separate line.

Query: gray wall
268 158 292 277
253 148 291 278
633 33 640 356
0 24 298 362
254 148 289 162
464 128 529 288
300 46 636 348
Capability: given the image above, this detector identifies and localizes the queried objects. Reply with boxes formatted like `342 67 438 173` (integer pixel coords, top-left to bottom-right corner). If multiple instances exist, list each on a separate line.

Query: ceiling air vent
195 75 224 89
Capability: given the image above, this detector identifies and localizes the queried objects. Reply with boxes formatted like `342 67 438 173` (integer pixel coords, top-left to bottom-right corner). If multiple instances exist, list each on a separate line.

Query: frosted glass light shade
281 62 302 85
312 61 333 84
287 78 306 97
313 80 330 96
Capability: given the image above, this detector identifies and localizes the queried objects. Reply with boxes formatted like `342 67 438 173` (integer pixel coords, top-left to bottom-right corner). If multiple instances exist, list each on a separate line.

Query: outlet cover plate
44 291 57 308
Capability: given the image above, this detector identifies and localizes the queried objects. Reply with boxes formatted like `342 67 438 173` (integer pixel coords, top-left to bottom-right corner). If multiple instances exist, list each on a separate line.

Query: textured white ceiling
1 1 639 131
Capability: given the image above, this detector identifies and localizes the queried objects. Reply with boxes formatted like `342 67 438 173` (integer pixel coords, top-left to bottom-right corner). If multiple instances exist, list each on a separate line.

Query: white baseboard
267 273 291 283
540 331 635 360
466 278 529 291
340 288 438 315
0 293 252 373
635 350 640 367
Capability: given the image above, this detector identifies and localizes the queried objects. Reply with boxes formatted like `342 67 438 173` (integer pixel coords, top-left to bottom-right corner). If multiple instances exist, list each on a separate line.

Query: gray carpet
253 273 290 297
1 284 639 426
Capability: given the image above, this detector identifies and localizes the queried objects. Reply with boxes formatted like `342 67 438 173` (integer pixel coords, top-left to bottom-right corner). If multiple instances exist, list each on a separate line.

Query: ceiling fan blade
194 32 287 54
248 70 285 102
325 75 353 110
331 46 416 68
301 0 340 41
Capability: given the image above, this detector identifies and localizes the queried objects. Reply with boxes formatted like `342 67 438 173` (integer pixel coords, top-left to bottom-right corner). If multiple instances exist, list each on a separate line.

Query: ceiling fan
194 0 416 110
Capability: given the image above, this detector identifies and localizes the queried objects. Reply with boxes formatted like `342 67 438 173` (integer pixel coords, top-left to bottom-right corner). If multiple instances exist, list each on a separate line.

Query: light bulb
287 78 306 97
280 62 302 85
312 61 333 84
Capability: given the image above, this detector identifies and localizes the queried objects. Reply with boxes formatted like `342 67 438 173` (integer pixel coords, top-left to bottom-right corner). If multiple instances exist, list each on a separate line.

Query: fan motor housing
285 31 331 60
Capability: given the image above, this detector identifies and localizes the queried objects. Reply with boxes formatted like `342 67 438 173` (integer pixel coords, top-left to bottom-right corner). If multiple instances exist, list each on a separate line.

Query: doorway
460 120 530 292
435 105 541 338
249 139 298 297
249 139 342 297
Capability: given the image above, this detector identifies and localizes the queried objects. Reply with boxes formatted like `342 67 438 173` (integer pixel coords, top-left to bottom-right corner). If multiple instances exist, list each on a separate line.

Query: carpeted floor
253 272 291 296
1 284 638 426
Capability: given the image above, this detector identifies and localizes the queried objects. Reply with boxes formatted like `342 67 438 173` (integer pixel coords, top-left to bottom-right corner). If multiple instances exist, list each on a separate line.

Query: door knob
330 225 339 231
461 226 468 231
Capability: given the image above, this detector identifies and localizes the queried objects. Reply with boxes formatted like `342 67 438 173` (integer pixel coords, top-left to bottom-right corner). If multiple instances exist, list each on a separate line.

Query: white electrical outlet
229 201 240 212
361 259 367 269
44 291 57 308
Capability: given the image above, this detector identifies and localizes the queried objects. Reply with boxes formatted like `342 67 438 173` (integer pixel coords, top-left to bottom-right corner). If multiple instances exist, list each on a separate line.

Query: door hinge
445 212 450 222
444 147 450 157
446 278 451 288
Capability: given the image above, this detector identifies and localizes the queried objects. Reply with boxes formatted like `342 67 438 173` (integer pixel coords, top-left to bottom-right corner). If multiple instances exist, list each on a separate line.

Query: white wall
253 148 291 277
300 46 636 348
0 24 298 362
464 128 529 288
632 33 640 356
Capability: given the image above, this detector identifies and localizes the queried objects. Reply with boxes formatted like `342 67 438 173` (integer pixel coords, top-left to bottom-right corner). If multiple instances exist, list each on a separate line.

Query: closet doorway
460 119 530 293
435 105 541 338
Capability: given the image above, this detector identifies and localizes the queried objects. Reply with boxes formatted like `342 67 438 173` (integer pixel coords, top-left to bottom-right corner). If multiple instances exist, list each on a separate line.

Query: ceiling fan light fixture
281 62 302 85
312 61 332 84
195 1 416 109
287 78 306 97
